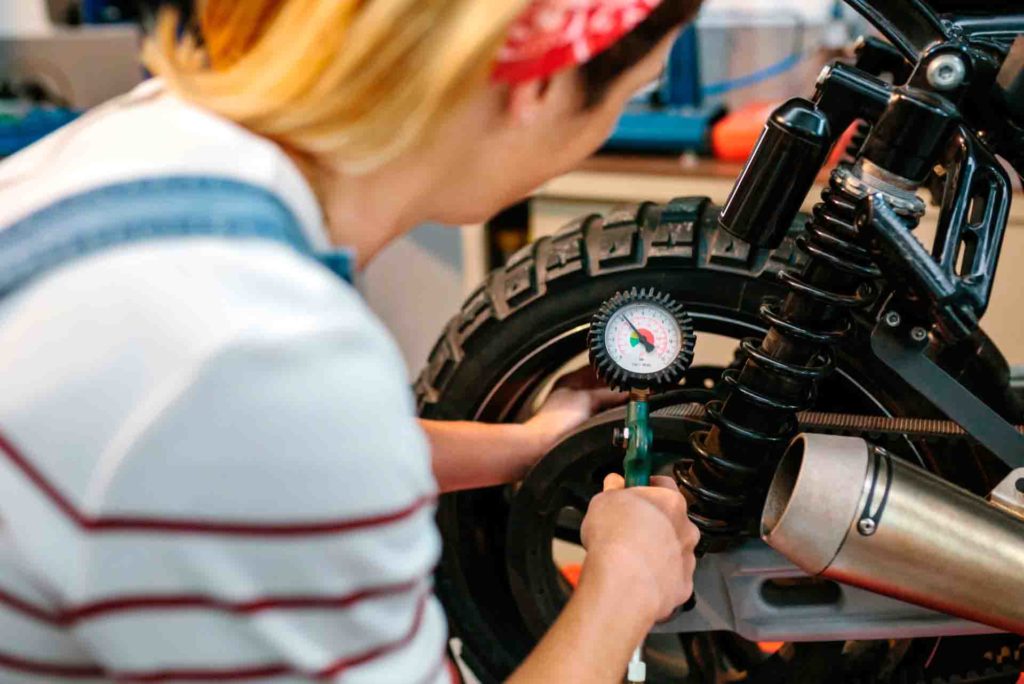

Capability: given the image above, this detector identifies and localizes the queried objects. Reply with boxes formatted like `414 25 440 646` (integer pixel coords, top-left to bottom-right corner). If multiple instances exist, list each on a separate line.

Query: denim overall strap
0 176 353 299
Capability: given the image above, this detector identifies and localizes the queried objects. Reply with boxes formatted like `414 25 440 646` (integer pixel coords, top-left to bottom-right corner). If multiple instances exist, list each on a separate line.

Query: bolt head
910 327 928 342
612 427 630 448
858 518 877 536
926 54 967 91
884 311 902 328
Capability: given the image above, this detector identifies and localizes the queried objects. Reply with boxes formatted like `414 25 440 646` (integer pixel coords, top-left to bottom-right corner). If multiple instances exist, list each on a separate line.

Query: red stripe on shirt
0 649 104 678
110 590 432 682
0 578 424 625
0 429 434 536
0 587 64 624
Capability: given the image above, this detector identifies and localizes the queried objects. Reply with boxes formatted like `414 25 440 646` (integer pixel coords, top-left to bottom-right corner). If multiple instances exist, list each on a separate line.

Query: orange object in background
711 101 861 171
560 563 582 588
710 102 780 163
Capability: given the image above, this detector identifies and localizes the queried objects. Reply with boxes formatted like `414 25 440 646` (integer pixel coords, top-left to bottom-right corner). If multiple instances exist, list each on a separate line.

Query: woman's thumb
603 473 625 491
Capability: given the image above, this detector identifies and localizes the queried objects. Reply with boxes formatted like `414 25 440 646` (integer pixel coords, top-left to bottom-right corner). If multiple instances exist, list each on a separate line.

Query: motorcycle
417 1 1024 681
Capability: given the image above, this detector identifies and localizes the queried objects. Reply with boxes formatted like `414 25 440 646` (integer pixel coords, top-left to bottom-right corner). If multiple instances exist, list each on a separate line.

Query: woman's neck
288 150 439 269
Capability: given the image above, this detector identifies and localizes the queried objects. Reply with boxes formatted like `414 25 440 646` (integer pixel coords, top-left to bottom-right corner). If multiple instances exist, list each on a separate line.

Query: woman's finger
603 473 625 491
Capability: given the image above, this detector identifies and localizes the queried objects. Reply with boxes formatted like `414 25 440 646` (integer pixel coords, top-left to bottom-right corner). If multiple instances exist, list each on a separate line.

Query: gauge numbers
603 302 684 375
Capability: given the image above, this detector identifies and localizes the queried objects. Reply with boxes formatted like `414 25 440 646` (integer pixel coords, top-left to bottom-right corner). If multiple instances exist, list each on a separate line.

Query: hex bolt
884 311 902 328
927 54 967 91
858 518 877 536
910 327 928 342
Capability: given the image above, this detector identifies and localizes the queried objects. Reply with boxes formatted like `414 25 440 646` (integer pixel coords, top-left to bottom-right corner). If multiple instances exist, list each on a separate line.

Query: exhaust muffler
761 433 1024 634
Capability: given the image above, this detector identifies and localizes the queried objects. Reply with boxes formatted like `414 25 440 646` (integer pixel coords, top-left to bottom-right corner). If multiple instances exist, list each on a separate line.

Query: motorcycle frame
713 0 1024 477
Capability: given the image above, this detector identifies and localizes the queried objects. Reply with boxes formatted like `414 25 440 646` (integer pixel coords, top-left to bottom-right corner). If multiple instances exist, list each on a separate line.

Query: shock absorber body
677 86 956 546
679 163 922 540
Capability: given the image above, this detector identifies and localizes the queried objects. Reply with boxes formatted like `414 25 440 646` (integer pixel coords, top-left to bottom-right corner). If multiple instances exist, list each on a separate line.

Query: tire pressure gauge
588 287 697 684
588 287 696 394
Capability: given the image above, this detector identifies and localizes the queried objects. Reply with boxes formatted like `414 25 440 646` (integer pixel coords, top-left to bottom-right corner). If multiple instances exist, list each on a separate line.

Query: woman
0 0 702 681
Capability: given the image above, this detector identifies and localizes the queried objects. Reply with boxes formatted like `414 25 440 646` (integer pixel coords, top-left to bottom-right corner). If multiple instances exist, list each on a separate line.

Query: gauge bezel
588 287 696 392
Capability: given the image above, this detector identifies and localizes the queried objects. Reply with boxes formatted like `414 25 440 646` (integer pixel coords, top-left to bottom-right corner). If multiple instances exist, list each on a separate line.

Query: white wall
360 224 467 378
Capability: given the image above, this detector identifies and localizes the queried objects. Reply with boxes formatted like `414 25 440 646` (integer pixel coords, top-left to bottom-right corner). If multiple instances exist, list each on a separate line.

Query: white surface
0 85 446 682
0 0 52 37
700 0 836 23
605 303 684 374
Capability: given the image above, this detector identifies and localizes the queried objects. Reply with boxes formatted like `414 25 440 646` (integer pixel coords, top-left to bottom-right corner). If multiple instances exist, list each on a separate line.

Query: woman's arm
419 419 542 492
508 475 700 683
507 555 657 683
420 368 626 492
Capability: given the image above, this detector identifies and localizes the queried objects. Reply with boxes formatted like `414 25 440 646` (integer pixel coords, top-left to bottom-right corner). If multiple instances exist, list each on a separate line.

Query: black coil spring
677 165 890 539
844 120 872 164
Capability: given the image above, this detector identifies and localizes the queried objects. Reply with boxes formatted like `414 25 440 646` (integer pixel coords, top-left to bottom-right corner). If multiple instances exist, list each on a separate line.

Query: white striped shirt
0 82 450 683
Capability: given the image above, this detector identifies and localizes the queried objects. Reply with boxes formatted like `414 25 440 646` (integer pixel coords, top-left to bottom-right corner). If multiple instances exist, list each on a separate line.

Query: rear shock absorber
678 163 922 540
676 88 953 545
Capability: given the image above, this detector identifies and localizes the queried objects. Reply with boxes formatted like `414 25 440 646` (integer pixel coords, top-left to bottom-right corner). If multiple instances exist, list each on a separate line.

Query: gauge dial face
602 302 684 375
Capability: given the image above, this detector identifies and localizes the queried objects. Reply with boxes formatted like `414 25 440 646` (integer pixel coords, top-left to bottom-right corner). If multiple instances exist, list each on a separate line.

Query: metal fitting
884 311 902 328
988 468 1024 521
836 162 926 218
612 427 631 448
927 54 967 91
817 64 833 87
910 327 928 342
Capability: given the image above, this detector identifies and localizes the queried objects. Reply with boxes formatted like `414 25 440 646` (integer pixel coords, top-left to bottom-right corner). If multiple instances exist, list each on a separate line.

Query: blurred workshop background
3 0 1022 376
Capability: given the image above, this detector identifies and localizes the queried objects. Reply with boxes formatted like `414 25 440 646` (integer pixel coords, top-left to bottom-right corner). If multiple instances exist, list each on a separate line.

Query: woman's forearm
507 557 658 683
419 419 544 493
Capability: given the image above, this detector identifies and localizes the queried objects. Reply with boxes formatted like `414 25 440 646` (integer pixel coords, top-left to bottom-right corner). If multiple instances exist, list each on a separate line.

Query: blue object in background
0 108 80 158
81 0 138 24
662 25 704 109
605 26 724 153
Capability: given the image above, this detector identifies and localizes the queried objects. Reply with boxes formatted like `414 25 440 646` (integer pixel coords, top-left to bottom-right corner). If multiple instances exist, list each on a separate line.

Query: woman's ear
506 77 553 126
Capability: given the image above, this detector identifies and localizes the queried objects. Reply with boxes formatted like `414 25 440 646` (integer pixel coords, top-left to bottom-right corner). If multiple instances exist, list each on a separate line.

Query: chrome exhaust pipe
761 434 1024 634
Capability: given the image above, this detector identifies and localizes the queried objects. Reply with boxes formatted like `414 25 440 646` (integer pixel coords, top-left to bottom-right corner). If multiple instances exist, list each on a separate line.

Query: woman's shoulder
0 236 431 520
0 81 325 245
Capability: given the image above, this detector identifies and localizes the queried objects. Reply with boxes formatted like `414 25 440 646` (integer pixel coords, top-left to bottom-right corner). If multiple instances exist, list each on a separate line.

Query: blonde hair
143 0 531 172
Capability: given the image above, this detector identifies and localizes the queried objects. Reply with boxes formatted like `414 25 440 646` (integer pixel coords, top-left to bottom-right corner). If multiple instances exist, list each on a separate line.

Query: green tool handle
623 396 653 683
623 398 652 488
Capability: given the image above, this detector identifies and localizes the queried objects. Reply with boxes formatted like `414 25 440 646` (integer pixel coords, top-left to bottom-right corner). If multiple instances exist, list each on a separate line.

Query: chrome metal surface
652 539 994 640
927 53 968 91
836 161 927 216
988 468 1024 521
762 434 872 574
762 434 1024 634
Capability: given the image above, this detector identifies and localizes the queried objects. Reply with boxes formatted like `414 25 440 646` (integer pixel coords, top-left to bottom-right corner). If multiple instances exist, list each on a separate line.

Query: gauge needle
624 316 655 353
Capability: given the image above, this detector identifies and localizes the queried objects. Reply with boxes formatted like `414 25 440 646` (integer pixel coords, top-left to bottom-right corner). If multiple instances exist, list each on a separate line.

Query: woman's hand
580 474 700 623
421 367 625 492
524 366 627 457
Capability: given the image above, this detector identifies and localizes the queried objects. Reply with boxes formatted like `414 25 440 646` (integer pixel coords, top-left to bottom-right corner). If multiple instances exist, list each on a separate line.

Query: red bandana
493 0 664 84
